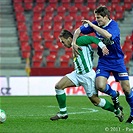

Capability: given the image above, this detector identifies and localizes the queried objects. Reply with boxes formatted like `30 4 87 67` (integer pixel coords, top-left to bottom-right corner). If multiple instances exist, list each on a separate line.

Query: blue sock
126 90 133 116
103 84 117 98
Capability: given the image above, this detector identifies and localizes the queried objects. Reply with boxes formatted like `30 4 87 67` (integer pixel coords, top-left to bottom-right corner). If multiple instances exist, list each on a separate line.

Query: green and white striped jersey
74 35 101 74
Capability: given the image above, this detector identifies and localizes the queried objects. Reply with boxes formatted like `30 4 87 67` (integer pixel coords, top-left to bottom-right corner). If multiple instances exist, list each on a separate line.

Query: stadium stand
0 0 132 76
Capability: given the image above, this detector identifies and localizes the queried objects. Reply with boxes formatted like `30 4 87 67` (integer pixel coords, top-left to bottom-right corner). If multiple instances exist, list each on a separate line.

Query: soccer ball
0 109 6 123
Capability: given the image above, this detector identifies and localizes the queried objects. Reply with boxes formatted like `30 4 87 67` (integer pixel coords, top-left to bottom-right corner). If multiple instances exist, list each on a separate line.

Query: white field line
8 106 99 117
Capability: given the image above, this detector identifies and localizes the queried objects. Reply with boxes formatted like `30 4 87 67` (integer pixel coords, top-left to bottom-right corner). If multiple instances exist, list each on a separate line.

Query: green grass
0 96 133 133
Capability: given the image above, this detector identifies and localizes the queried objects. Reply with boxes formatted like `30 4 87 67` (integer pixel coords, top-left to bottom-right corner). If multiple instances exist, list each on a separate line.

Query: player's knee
92 101 99 106
55 83 61 90
121 81 131 95
96 85 105 91
88 96 99 106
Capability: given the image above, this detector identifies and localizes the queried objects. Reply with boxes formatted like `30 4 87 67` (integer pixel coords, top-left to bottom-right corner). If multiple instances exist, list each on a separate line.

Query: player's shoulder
110 19 118 26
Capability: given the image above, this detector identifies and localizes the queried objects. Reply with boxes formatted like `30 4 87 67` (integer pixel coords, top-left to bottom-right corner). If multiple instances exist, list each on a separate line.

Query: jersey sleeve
106 21 120 40
76 36 101 46
80 21 97 34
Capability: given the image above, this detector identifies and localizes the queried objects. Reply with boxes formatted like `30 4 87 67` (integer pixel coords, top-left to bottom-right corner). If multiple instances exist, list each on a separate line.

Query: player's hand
72 43 82 57
81 20 93 27
102 46 109 56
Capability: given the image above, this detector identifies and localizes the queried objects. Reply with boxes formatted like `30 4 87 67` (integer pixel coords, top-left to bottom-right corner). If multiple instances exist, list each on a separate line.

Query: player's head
59 29 73 48
94 5 110 26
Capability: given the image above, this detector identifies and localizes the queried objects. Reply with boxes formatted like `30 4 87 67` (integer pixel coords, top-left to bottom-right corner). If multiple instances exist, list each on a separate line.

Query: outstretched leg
89 95 124 122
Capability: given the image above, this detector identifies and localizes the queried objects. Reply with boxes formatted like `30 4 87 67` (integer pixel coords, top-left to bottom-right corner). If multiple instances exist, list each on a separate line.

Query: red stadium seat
32 41 44 51
32 31 42 41
14 3 24 12
42 24 52 31
122 42 132 52
98 0 108 5
115 5 125 13
64 15 74 26
44 41 53 49
115 12 124 20
21 51 31 58
124 51 132 64
74 15 85 25
36 0 45 3
53 16 63 26
24 2 33 10
60 55 70 67
49 45 59 55
64 24 73 31
24 0 33 2
32 61 42 67
17 22 27 31
49 0 58 8
13 0 23 3
45 6 55 16
20 41 31 51
56 6 66 16
43 15 53 25
74 0 84 8
46 54 56 67
126 35 132 41
65 48 72 57
53 24 62 31
32 52 43 67
123 3 132 10
16 12 26 21
33 12 42 22
88 15 95 21
33 3 45 12
68 6 78 16
20 41 31 58
19 31 29 41
53 31 60 39
43 33 54 41
32 22 42 31
88 0 96 3
62 0 71 8
53 24 62 38
32 53 43 61
87 3 96 10
111 0 120 4
79 6 90 17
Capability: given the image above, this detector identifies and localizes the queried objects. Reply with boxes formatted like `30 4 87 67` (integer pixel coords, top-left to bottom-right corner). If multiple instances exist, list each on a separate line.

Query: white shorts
66 69 97 97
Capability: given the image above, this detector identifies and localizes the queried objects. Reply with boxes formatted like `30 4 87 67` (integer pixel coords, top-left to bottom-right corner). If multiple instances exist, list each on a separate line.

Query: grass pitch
0 96 133 133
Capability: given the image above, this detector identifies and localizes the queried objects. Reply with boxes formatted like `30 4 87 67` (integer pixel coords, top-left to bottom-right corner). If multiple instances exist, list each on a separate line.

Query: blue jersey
80 20 129 80
80 20 124 64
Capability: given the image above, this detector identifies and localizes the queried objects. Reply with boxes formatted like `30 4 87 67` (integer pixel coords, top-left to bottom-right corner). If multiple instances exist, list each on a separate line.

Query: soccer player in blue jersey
72 5 133 124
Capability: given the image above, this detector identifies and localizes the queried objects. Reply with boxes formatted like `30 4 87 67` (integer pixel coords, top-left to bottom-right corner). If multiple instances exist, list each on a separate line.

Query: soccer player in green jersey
50 29 123 122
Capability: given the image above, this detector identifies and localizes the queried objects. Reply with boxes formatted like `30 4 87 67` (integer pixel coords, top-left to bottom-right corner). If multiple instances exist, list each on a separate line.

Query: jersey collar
102 19 112 28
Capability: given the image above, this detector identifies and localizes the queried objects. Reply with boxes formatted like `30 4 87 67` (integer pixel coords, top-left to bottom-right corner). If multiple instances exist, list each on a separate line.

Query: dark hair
59 29 73 39
94 5 110 19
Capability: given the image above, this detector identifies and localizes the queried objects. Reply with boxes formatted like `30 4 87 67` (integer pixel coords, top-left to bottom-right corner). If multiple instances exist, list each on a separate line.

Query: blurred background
0 0 133 78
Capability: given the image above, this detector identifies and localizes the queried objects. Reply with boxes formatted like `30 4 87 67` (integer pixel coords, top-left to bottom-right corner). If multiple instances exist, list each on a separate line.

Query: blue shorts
96 59 129 81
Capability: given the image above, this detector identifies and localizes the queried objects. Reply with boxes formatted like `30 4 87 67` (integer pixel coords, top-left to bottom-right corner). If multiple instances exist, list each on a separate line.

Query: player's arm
82 20 112 39
77 36 109 55
72 22 96 56
71 28 82 56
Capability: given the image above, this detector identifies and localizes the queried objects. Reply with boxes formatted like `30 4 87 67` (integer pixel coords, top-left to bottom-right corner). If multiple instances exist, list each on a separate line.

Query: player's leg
89 95 124 122
50 71 77 121
96 67 121 110
96 76 118 97
113 64 133 124
120 80 133 124
81 70 124 122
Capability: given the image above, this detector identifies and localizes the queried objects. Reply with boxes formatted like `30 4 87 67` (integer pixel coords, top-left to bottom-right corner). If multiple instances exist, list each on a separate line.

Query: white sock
55 89 65 95
97 98 106 107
